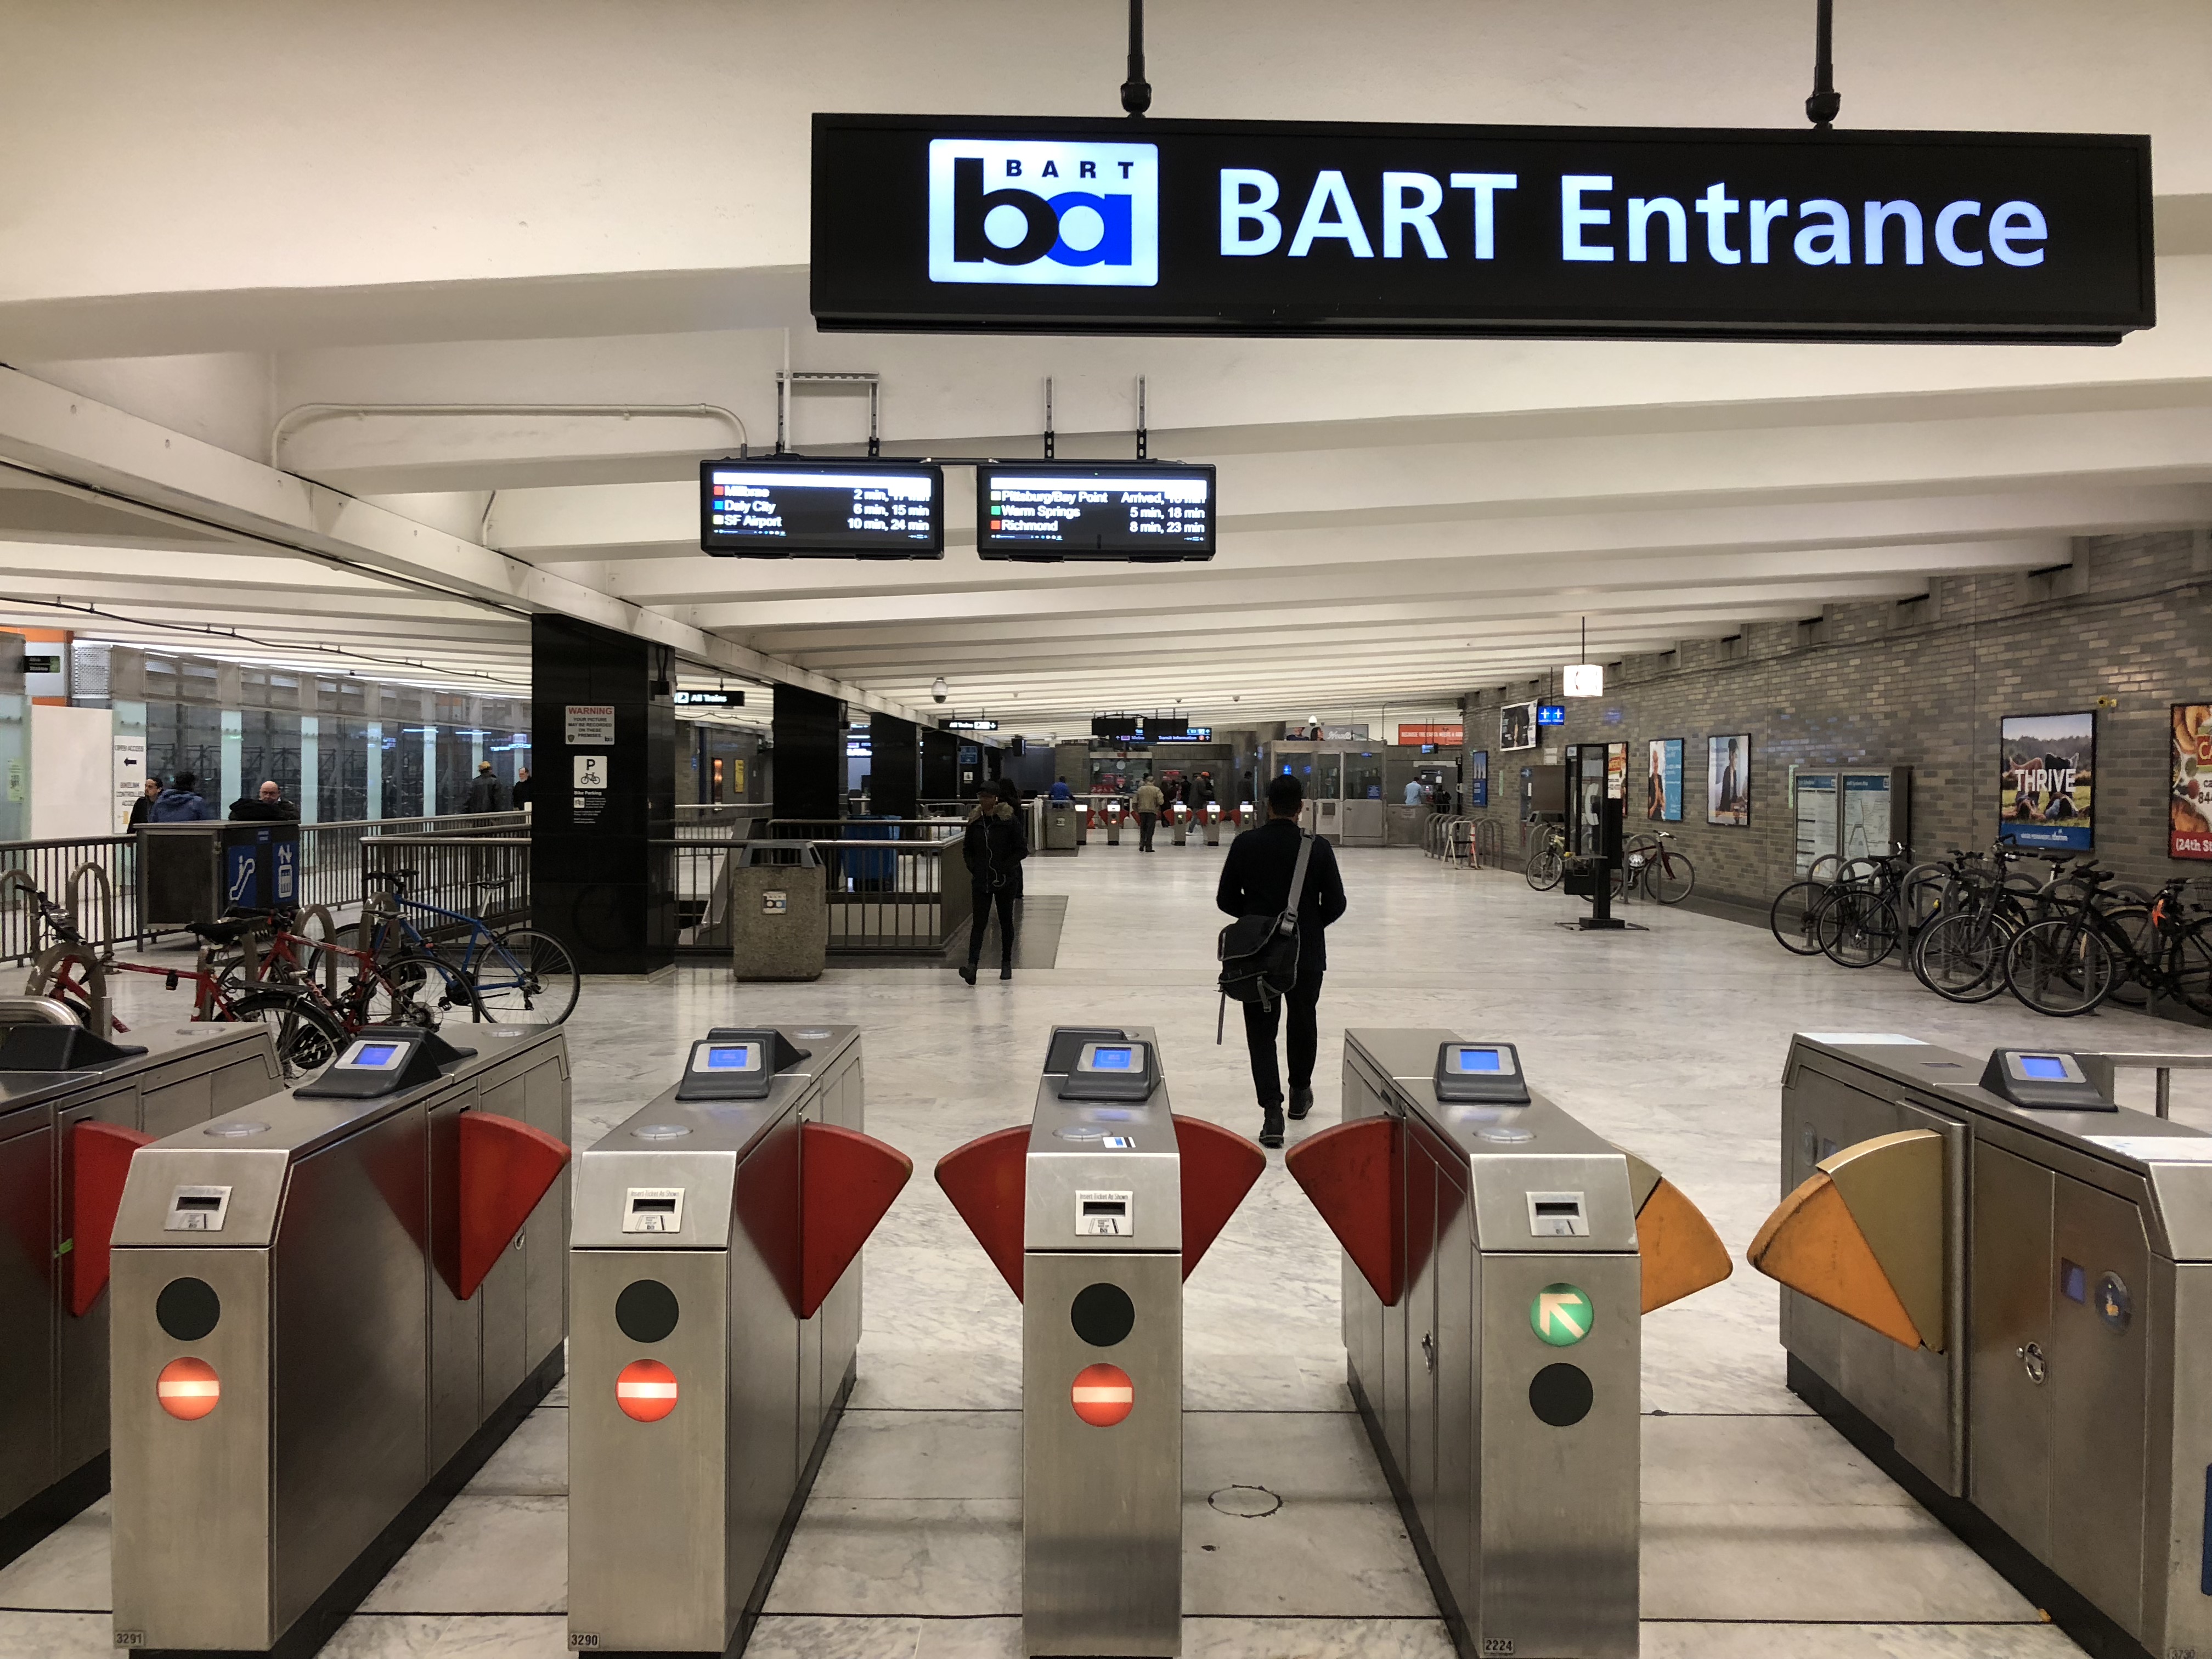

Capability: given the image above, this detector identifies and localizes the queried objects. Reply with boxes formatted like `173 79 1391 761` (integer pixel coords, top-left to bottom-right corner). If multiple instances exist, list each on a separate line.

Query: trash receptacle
139 822 300 929
730 842 827 980
1044 801 1081 852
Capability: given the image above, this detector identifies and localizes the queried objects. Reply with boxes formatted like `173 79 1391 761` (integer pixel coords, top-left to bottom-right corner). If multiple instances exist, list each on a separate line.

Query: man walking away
959 778 1028 985
149 772 218 823
1216 773 1347 1147
1133 774 1164 853
462 761 506 814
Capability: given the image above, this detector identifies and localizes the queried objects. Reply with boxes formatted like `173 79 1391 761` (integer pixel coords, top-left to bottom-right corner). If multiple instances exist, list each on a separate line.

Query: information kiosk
1750 1034 2212 1659
935 1027 1264 1657
1288 1030 1733 1659
567 1024 911 1658
108 1023 571 1657
0 1014 283 1566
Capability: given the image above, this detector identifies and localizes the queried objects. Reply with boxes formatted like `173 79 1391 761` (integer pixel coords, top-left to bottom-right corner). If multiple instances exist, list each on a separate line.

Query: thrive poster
1647 739 1683 822
2000 712 2095 851
2171 705 2212 859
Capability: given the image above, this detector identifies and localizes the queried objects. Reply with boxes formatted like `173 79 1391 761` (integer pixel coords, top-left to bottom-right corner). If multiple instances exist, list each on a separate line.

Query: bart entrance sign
812 113 2152 343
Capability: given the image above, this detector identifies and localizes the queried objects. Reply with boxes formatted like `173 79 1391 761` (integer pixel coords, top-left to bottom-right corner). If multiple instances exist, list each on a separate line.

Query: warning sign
565 705 616 745
1070 1362 1134 1427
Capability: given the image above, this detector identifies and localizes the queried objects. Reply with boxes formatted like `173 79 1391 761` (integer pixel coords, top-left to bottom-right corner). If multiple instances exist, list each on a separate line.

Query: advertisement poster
2173 706 2212 859
2000 712 2095 851
1708 734 1751 827
1605 742 1628 800
1499 701 1536 752
1469 750 1488 809
1647 739 1683 822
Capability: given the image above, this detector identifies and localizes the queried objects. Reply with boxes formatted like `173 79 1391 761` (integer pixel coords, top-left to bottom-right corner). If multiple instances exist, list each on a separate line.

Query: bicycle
211 907 488 1039
1808 846 1944 968
1523 823 1567 891
1907 844 2038 1003
23 894 343 1078
2002 873 2208 1018
350 870 579 1025
1617 831 1695 904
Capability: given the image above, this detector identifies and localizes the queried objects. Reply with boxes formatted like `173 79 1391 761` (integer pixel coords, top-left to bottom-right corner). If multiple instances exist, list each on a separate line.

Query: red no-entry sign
1071 1362 1134 1427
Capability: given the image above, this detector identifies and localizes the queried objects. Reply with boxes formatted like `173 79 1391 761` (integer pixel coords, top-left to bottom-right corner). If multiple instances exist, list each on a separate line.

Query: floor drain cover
1207 1485 1282 1519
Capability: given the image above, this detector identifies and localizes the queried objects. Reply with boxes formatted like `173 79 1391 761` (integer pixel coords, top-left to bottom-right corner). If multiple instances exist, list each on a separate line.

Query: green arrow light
1531 1283 1594 1347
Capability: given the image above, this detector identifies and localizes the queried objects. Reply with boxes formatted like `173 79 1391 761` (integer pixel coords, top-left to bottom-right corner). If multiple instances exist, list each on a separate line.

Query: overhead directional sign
1531 1283 1595 1347
813 114 2153 343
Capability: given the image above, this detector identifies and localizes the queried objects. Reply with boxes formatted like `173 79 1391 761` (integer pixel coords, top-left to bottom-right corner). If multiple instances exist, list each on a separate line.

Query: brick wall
1458 529 2212 908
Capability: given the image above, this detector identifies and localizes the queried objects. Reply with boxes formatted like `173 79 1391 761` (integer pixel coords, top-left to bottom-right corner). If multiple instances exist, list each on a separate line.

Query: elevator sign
814 114 2152 343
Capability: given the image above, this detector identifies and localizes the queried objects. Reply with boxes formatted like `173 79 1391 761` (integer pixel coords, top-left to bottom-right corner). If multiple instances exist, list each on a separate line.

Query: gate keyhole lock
2018 1341 2047 1385
1421 1331 1435 1373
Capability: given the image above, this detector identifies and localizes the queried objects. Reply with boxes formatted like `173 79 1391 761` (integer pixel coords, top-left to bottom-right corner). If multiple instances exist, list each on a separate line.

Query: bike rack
291 902 343 999
65 861 117 962
1472 819 1503 869
26 942 111 1035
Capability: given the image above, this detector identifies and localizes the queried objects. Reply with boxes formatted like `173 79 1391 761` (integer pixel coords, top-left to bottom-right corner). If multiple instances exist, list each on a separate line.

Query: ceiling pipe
269 402 750 473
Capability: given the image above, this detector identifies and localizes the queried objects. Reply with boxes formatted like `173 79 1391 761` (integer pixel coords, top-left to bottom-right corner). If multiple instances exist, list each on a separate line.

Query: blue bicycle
350 870 580 1025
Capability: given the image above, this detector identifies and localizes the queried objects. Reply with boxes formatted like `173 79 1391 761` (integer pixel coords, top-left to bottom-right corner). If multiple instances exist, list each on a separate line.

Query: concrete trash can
730 841 827 980
1045 802 1081 851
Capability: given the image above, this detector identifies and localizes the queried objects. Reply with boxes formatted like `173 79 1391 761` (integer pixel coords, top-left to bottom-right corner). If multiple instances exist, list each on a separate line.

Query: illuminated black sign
812 114 2152 343
1154 725 1214 742
979 464 1214 561
1092 715 1147 741
699 460 944 557
673 689 745 708
945 718 999 731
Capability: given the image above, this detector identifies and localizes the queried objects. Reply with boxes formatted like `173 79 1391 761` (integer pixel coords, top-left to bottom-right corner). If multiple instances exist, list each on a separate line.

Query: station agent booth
1749 1033 2212 1659
1288 1031 1734 1659
567 1024 911 1658
0 1009 283 1568
935 1026 1265 1656
1254 741 1389 845
108 1022 571 1656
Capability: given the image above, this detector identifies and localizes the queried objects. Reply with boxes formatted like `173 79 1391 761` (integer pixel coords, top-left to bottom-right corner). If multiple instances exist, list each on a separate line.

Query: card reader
1056 1033 1159 1103
674 1026 812 1102
1979 1049 2115 1111
295 1026 476 1099
1432 1041 1531 1105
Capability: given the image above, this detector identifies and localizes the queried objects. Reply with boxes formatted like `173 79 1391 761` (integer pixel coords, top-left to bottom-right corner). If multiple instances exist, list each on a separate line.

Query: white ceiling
0 0 2208 734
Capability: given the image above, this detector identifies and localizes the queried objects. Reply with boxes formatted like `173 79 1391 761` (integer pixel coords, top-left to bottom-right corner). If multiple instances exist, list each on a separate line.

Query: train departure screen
700 461 944 556
979 464 1215 561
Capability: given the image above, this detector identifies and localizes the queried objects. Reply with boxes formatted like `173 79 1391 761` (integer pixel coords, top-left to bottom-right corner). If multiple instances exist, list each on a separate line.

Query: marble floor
8 840 2208 1658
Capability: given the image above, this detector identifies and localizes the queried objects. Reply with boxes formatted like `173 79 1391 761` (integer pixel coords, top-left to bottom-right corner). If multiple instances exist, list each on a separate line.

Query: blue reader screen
1092 1047 1136 1070
707 1045 753 1070
355 1043 399 1067
2020 1054 2068 1080
1458 1048 1503 1071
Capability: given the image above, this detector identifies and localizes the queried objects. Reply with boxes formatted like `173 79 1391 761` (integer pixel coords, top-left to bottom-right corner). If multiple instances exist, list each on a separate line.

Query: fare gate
1288 1030 1733 1659
936 1026 1263 1657
109 1023 572 1657
0 1015 283 1566
567 1024 911 1657
1750 1034 2212 1659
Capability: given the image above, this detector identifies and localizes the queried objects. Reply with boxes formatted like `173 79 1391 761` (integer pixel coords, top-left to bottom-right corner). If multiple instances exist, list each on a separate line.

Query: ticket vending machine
567 1024 911 1657
1287 1031 1733 1659
1750 1034 2212 1659
0 1017 283 1567
935 1027 1265 1657
109 1023 571 1656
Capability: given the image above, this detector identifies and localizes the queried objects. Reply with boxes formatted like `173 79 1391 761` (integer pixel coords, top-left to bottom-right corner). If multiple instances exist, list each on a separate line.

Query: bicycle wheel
1817 888 1901 968
2098 904 2155 1008
1769 882 1827 955
472 929 580 1025
2004 918 2115 1017
1910 911 2010 1003
1525 840 1565 891
381 950 488 1026
1650 848 1695 905
2170 918 2212 1018
230 990 346 1079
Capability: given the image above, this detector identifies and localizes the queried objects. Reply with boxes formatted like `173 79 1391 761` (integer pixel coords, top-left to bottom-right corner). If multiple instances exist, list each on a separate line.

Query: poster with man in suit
1707 734 1751 826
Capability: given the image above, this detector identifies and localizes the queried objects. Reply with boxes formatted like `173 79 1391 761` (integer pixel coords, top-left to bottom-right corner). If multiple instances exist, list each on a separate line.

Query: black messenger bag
1215 830 1316 1040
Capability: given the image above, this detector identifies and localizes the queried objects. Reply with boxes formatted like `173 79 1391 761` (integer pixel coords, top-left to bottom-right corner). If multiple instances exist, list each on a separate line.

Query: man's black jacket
1215 818 1348 973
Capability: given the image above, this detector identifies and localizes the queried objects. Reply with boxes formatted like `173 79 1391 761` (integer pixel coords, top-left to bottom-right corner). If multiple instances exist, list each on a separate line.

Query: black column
920 727 958 801
529 614 675 976
868 714 919 817
772 684 847 822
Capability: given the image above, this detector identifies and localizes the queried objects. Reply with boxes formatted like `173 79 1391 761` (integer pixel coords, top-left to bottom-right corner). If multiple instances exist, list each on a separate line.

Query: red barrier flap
799 1122 913 1319
68 1121 154 1317
1171 1115 1265 1282
456 1111 572 1301
1285 1117 1403 1306
934 1125 1029 1302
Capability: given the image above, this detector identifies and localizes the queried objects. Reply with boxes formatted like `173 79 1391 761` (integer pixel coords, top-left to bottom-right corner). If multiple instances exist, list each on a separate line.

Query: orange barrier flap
1284 1117 1402 1307
934 1125 1029 1301
1172 1115 1265 1282
799 1122 913 1319
456 1111 572 1301
1746 1171 1923 1348
1635 1176 1734 1313
68 1120 154 1317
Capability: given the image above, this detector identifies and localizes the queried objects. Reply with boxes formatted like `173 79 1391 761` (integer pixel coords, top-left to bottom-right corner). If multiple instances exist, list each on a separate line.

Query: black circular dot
1070 1282 1136 1348
1528 1362 1594 1427
615 1279 680 1344
156 1278 221 1342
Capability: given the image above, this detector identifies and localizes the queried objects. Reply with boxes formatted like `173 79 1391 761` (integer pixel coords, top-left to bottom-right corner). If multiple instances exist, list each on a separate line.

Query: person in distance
1216 772 1347 1148
959 777 1028 985
228 779 298 821
1132 773 1165 853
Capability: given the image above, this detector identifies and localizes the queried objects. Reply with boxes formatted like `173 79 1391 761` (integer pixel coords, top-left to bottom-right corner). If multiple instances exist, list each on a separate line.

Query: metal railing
296 812 526 911
675 803 772 838
2074 1052 2212 1120
766 818 962 843
360 835 531 935
669 832 969 956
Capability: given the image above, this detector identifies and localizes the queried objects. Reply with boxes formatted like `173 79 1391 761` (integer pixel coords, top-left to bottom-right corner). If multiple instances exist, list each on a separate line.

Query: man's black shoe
1288 1087 1314 1120
1259 1105 1285 1148
959 964 977 985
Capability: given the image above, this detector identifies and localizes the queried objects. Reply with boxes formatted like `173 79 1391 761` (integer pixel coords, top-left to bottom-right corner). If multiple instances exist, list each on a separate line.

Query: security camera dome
932 676 949 704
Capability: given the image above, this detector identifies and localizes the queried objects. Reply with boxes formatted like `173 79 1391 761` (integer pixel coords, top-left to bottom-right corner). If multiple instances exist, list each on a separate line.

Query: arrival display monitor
979 464 1214 561
699 460 945 557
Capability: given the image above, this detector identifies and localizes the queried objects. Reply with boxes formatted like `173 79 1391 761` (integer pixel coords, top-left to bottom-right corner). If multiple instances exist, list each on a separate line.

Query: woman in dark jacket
959 778 1027 984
